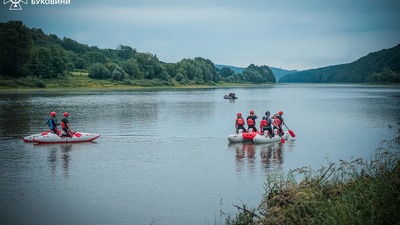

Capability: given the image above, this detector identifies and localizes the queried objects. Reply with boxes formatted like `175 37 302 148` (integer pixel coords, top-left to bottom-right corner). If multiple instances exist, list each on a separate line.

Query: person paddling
246 110 258 132
260 111 274 137
61 112 72 137
272 111 285 136
47 111 59 134
235 112 246 134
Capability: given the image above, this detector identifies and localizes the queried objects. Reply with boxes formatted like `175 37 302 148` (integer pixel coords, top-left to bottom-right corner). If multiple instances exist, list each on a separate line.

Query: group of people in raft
47 111 74 137
235 110 285 138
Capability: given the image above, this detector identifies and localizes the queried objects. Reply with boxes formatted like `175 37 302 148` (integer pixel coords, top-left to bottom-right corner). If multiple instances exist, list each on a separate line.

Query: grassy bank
0 72 259 90
225 133 400 225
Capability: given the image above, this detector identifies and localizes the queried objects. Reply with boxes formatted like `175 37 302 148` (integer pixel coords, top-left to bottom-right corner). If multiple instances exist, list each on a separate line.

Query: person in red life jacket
246 110 258 132
61 112 71 137
47 111 58 134
235 112 246 134
260 111 274 137
272 111 285 135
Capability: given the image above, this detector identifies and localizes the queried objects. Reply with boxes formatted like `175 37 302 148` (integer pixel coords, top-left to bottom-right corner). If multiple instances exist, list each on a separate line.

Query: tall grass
226 133 400 225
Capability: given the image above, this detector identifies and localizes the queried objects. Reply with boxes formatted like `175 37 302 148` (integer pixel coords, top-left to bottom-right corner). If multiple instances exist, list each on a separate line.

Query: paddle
275 129 285 143
283 124 296 137
280 135 285 143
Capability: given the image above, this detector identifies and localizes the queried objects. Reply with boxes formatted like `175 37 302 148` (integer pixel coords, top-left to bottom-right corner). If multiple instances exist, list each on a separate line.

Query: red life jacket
247 118 255 126
260 118 268 126
273 118 281 126
237 117 245 125
61 121 66 129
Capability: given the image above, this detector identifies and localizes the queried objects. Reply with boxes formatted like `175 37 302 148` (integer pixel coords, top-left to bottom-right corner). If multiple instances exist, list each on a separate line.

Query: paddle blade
281 137 285 143
289 130 296 138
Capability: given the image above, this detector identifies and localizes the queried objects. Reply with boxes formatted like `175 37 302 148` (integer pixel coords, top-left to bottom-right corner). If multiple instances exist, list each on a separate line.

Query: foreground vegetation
225 132 400 225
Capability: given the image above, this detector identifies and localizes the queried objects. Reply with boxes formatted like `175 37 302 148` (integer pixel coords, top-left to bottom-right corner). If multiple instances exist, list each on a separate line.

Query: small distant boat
224 94 238 100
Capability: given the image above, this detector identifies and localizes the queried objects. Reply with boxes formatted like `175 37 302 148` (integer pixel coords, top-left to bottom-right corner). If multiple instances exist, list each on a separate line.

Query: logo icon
4 0 28 10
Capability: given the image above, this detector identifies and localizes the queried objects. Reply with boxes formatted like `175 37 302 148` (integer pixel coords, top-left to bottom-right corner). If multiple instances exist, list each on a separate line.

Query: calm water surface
0 84 399 225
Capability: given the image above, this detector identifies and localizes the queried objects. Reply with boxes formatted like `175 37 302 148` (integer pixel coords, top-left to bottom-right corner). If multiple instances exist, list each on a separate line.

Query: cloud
1 0 399 70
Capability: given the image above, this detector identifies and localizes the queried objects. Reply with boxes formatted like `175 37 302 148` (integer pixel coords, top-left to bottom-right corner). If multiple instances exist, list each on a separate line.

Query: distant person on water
61 112 71 137
260 111 274 137
246 110 258 132
47 111 58 134
272 111 284 136
235 112 246 134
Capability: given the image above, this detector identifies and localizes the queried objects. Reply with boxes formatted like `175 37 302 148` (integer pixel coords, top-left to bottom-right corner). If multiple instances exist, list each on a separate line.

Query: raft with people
23 131 100 144
224 92 238 99
229 110 296 144
227 130 291 143
22 111 100 144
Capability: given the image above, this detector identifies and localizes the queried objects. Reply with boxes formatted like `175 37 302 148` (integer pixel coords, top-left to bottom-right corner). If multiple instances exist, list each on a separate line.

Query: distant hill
270 67 298 81
215 64 296 81
279 44 400 83
215 64 244 74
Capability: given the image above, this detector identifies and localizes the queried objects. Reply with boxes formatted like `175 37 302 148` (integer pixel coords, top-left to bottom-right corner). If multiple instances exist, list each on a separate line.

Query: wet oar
283 124 296 137
276 130 285 143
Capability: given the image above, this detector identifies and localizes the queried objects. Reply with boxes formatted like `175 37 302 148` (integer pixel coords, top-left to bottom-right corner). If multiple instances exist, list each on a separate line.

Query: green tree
111 66 128 81
116 44 136 60
74 57 86 70
0 21 33 77
49 45 67 76
219 67 235 78
29 47 53 78
135 52 168 80
61 37 89 54
242 64 276 83
83 51 107 66
175 57 220 84
120 58 142 79
88 63 110 79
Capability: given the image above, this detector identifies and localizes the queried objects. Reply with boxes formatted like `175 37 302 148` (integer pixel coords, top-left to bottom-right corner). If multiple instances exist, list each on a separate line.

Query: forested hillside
216 64 295 82
280 44 400 83
0 21 275 88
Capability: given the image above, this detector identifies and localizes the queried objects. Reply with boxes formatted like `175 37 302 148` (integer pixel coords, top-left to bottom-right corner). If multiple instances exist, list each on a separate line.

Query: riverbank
0 72 261 91
225 133 400 225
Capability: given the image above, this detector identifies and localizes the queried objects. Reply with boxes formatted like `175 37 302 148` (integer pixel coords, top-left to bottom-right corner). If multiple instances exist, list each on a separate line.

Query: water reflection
46 144 73 179
0 95 33 137
233 142 256 174
229 140 297 175
260 142 284 171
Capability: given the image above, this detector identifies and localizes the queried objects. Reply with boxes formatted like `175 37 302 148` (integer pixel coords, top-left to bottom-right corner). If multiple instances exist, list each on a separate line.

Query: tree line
0 21 276 87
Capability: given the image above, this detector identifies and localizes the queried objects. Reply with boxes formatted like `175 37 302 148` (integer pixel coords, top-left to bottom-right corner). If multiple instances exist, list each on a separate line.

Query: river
0 84 399 225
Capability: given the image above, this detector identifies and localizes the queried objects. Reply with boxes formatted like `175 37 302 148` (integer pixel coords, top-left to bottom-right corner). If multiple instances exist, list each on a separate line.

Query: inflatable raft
224 95 238 100
23 131 100 144
23 131 48 142
227 130 292 144
252 132 290 144
227 130 258 143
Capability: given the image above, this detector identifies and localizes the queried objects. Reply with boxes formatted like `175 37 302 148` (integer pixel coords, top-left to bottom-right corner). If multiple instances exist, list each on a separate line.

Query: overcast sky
1 0 399 70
